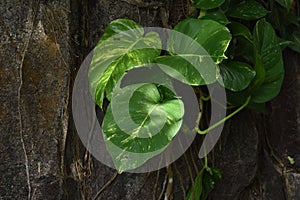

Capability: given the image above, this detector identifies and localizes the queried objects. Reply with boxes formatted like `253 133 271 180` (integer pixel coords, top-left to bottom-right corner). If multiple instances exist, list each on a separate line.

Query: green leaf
153 19 231 86
227 0 268 20
228 21 253 41
193 0 225 10
226 90 266 111
102 83 184 172
186 168 203 200
218 61 256 91
234 37 254 62
155 55 214 86
250 41 266 91
251 19 284 103
275 0 293 9
171 18 232 63
88 19 162 108
201 167 222 199
227 22 254 61
96 19 142 45
187 167 222 200
200 9 230 25
221 0 244 12
289 30 300 53
278 37 293 50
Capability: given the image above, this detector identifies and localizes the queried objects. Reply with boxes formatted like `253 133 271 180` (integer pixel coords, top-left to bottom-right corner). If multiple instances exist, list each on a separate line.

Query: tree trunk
0 0 70 199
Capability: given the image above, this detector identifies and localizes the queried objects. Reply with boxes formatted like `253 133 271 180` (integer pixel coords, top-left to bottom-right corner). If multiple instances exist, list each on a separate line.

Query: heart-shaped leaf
171 19 232 64
156 19 231 86
193 0 225 10
218 61 256 91
227 0 268 20
88 19 162 108
102 83 184 172
251 19 284 103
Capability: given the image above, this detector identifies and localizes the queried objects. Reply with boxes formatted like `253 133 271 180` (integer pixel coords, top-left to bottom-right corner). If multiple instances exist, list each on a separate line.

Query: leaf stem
198 9 206 19
200 95 210 101
197 96 251 135
187 0 190 17
203 147 208 169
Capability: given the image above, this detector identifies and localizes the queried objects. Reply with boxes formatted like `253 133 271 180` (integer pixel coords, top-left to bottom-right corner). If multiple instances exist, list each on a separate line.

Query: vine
87 0 299 199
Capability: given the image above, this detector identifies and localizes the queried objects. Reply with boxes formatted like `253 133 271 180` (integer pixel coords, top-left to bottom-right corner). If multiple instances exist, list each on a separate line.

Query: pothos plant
88 0 299 199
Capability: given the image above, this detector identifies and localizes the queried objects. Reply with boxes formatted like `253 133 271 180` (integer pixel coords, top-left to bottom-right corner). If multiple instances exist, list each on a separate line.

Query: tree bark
0 0 70 199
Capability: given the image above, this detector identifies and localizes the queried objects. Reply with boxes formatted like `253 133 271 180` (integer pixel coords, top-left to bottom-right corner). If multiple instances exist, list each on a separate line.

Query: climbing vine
88 0 299 199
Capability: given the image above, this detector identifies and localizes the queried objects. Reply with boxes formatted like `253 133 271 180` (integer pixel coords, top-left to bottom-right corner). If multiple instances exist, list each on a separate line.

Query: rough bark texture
0 0 70 199
1 0 299 200
209 111 259 200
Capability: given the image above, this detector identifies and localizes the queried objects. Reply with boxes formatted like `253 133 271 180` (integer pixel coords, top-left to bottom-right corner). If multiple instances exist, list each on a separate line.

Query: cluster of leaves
88 0 298 198
189 0 296 110
185 0 298 198
89 21 184 172
265 0 300 52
